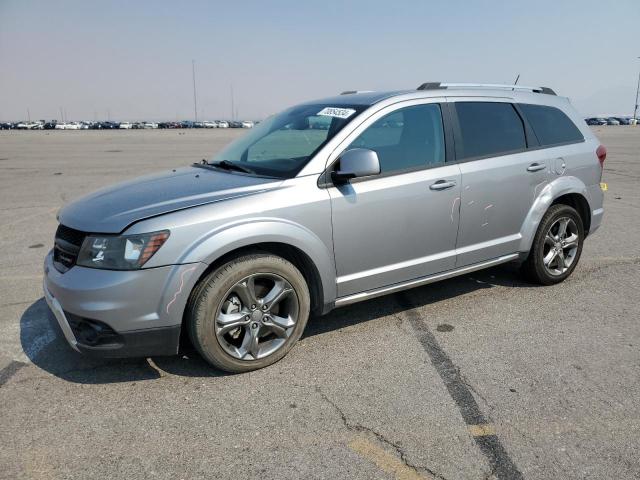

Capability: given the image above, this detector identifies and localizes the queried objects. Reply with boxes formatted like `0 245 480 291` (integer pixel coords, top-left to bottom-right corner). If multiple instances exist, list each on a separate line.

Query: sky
1 0 639 121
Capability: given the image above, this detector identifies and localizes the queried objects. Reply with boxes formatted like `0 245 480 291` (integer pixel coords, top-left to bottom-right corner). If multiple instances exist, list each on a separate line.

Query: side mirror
332 148 381 183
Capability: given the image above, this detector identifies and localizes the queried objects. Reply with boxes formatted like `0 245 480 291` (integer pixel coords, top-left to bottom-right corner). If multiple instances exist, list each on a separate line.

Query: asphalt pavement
0 127 638 479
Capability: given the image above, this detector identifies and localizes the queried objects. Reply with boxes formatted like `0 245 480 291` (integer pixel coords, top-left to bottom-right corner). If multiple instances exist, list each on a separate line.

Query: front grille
55 224 86 247
53 224 88 272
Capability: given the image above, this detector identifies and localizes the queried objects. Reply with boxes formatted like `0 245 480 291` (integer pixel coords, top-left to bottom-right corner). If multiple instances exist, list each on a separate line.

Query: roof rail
340 90 374 95
416 82 556 95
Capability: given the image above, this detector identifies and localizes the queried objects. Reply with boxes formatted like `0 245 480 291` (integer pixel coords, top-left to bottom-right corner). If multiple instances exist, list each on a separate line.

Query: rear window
454 102 526 160
519 104 584 147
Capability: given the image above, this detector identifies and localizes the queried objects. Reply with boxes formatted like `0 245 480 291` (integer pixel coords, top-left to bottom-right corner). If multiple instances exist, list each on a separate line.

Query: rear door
450 99 549 266
328 100 462 297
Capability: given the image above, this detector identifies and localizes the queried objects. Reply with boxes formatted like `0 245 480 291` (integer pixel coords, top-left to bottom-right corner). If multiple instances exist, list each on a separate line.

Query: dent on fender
518 176 590 252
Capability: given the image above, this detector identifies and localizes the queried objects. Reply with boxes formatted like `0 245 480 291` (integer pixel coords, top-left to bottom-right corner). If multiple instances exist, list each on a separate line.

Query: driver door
328 102 461 297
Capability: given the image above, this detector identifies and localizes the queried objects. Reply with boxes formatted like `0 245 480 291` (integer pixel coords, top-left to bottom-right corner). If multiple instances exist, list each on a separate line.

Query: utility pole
634 57 640 121
59 107 64 122
230 85 235 121
27 108 31 122
192 60 198 122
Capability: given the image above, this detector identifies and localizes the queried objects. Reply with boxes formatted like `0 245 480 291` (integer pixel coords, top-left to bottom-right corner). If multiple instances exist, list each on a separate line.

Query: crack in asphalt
316 387 448 480
395 292 523 480
603 169 640 180
458 369 496 415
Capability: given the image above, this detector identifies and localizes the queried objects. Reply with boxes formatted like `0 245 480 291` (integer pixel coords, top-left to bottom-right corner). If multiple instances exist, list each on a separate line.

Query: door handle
527 163 546 172
429 180 456 191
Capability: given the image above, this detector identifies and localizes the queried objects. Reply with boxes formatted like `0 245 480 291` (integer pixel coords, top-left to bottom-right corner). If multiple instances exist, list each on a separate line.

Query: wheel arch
551 193 591 236
188 242 326 314
179 219 336 319
519 177 592 253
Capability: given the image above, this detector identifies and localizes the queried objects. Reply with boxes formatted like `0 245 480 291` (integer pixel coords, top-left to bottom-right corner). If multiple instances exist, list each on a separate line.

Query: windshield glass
210 104 365 178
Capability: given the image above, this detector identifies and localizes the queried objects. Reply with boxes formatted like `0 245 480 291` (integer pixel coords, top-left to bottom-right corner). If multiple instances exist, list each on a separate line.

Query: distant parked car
216 121 229 128
613 117 631 125
16 122 43 130
606 118 620 126
587 117 607 126
229 121 243 128
158 122 181 129
119 122 133 129
241 121 254 128
143 122 158 129
95 121 119 129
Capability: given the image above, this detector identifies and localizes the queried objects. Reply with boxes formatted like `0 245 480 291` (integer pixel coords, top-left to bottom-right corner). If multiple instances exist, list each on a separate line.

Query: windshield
210 104 365 178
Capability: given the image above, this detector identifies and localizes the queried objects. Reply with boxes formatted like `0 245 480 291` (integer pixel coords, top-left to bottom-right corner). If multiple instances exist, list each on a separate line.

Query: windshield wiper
210 160 255 174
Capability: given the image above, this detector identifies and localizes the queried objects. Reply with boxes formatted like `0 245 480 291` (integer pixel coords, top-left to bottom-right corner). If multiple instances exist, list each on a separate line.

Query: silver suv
44 83 606 372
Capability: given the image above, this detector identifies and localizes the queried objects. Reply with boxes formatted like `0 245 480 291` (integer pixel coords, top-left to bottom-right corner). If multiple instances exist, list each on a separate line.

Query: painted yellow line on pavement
600 182 608 191
348 435 429 480
468 423 496 437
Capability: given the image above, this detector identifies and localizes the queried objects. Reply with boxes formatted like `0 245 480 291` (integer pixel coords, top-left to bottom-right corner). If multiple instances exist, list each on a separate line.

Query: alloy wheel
214 273 299 361
542 217 580 276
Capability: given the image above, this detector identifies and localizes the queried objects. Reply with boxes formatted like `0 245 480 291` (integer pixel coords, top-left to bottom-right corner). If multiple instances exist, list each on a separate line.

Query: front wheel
187 253 310 373
521 204 584 285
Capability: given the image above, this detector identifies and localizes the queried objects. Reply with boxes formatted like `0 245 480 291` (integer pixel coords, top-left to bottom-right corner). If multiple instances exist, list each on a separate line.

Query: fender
518 176 591 253
176 217 337 305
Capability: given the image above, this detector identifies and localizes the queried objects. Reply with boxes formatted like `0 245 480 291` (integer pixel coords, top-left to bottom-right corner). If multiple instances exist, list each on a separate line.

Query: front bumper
43 250 206 358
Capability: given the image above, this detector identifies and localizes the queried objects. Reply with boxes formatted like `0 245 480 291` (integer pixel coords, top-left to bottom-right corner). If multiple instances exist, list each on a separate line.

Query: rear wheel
187 253 310 373
522 204 584 285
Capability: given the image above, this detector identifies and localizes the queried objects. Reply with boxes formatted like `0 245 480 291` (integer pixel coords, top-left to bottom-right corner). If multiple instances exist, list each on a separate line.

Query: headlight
76 230 169 270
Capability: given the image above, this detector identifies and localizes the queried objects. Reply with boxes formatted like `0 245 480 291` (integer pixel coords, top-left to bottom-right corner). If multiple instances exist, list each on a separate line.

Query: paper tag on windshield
317 107 356 119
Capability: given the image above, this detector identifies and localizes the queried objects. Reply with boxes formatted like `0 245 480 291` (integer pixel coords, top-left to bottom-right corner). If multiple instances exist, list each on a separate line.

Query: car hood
58 166 282 233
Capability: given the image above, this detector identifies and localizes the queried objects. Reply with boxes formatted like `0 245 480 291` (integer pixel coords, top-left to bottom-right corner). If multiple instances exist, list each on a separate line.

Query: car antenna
512 74 520 91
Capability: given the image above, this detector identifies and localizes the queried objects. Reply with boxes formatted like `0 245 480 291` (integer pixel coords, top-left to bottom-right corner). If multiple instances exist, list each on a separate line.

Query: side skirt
334 253 519 308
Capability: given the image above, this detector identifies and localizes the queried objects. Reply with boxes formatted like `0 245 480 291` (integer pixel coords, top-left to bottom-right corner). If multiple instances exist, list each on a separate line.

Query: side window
347 104 445 173
519 104 584 146
454 102 526 160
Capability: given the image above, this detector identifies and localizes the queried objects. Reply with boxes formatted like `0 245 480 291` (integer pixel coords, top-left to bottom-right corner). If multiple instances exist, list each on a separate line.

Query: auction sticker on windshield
317 107 356 119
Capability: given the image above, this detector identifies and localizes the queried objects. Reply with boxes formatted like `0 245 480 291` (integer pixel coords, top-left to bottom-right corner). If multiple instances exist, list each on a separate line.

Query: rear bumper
43 250 207 358
590 207 604 235
586 183 604 236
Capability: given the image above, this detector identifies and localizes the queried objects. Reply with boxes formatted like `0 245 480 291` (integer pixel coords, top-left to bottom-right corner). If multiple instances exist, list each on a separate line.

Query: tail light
596 145 607 167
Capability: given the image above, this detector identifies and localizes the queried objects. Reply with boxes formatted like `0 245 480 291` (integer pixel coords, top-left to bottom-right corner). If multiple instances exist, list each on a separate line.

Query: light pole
192 60 198 123
634 57 640 121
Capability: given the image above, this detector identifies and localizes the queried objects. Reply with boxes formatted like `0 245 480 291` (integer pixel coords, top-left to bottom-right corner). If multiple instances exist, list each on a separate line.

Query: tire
187 253 310 373
521 204 584 285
